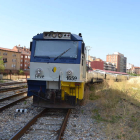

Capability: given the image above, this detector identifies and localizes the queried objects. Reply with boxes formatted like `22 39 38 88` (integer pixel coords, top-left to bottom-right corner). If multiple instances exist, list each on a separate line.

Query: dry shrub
87 79 140 140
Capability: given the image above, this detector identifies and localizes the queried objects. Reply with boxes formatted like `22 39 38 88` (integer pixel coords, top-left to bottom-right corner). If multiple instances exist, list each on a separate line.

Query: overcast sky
0 0 140 66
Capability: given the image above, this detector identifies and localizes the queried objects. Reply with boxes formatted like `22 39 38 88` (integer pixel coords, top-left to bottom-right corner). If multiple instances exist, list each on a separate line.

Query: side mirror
30 42 32 51
82 42 85 54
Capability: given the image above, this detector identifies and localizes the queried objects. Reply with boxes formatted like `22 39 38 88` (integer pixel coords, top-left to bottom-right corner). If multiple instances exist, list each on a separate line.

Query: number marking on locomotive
66 76 77 81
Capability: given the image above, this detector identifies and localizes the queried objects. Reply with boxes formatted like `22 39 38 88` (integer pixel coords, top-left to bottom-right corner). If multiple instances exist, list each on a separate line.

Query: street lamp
86 46 92 67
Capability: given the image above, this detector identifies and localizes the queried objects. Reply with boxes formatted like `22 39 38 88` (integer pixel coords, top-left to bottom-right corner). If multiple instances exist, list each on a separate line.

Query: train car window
82 42 85 54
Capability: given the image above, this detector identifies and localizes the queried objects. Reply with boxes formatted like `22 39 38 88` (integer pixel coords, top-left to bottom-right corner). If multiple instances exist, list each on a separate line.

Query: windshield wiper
54 48 71 61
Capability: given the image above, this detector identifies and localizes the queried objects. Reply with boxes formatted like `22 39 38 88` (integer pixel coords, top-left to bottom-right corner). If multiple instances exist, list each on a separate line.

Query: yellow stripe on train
61 81 85 100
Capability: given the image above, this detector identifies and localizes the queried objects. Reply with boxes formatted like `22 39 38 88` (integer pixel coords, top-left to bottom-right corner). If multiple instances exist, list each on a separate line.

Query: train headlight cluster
66 69 73 75
43 32 71 39
58 33 62 38
52 33 57 38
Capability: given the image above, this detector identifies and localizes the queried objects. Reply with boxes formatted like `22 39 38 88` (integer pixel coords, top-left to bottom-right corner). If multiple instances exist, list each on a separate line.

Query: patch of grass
89 93 100 100
92 109 122 123
88 79 140 139
89 86 94 91
0 80 4 83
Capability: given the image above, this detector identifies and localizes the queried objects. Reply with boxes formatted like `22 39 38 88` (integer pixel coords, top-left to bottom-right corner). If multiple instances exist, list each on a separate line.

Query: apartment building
0 47 21 72
106 52 127 72
90 59 104 70
88 56 96 61
131 67 140 75
127 63 134 73
104 61 116 71
13 46 31 70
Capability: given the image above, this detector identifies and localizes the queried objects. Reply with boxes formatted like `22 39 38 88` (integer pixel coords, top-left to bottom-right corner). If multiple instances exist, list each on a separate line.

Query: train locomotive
27 32 87 108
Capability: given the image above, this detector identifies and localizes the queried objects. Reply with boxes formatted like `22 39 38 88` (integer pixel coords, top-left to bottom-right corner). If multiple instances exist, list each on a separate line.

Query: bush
19 70 24 75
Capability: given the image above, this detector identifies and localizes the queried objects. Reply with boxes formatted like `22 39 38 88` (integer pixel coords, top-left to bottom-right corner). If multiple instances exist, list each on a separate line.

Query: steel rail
9 109 71 140
0 91 27 102
0 86 27 93
9 108 47 140
57 109 71 140
0 96 29 112
0 82 26 87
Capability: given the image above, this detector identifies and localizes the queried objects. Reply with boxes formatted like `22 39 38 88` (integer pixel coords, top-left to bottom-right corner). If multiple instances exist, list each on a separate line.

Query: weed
89 78 140 139
89 86 94 91
0 80 4 83
89 93 100 100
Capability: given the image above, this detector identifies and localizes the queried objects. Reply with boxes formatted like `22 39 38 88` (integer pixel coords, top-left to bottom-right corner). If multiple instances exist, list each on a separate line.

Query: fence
2 74 30 81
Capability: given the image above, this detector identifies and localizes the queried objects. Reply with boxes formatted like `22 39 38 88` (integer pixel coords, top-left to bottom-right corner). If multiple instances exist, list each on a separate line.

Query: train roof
94 69 128 75
32 32 83 41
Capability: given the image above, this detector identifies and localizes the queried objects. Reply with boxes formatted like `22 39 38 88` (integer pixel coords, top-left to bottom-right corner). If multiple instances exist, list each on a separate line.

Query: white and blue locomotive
28 32 87 108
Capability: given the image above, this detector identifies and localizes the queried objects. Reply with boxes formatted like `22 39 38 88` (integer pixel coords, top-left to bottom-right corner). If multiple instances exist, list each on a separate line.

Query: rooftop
0 47 20 53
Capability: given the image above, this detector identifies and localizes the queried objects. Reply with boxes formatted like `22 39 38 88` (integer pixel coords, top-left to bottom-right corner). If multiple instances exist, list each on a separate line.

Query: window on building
13 54 16 57
3 58 7 63
21 64 22 66
25 56 27 58
4 64 6 67
28 56 30 59
25 60 27 62
21 55 23 58
25 64 26 66
21 59 23 62
3 52 7 55
12 59 16 62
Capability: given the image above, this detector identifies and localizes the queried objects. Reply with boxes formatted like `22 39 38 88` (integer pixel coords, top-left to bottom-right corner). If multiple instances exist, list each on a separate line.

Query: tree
19 69 24 75
0 56 4 73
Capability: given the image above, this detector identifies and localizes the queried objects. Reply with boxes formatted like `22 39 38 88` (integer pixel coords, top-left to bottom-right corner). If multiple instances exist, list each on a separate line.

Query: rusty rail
9 109 47 140
57 109 71 140
0 91 27 102
9 109 71 140
0 86 27 93
0 82 26 87
0 96 29 112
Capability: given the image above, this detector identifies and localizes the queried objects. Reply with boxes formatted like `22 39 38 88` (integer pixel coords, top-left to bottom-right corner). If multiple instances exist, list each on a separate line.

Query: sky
0 0 140 66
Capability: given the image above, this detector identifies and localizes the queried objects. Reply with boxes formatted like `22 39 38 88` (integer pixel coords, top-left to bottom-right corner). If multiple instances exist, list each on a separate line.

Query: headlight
58 33 62 38
36 68 42 75
66 69 73 75
52 33 57 38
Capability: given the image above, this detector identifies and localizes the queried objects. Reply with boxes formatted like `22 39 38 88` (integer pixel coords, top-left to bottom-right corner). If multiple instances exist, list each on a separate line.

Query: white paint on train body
28 62 86 82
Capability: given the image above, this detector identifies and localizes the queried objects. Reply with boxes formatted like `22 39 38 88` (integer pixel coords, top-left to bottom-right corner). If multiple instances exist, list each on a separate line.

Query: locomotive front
27 32 86 108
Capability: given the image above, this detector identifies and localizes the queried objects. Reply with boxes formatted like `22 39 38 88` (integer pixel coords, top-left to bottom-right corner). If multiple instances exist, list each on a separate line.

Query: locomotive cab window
34 41 78 58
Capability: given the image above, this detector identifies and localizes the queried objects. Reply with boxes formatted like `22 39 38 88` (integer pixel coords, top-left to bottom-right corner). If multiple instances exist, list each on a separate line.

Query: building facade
131 67 140 75
0 47 21 72
106 52 127 72
13 46 31 70
126 63 134 73
104 61 116 71
90 60 104 70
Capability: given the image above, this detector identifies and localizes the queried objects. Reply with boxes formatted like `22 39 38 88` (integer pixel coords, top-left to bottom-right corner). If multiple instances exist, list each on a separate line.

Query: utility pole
86 46 92 67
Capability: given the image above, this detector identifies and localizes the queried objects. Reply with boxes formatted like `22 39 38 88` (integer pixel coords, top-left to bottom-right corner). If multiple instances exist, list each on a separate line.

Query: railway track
10 108 71 140
0 91 29 112
0 85 27 93
0 82 26 87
